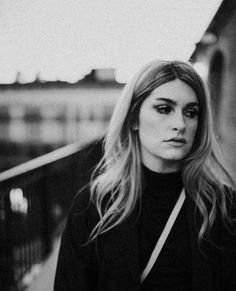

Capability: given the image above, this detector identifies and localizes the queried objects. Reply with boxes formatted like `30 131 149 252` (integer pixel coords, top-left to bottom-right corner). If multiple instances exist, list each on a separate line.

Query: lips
165 138 187 144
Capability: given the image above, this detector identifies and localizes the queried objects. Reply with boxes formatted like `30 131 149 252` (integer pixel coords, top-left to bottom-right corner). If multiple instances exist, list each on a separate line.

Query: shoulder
221 184 236 218
214 184 236 242
69 185 99 230
70 185 91 214
62 185 99 246
56 186 100 278
207 183 236 223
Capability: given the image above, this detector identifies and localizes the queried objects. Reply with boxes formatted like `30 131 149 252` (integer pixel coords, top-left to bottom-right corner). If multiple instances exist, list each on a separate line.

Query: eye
154 104 172 114
184 108 199 118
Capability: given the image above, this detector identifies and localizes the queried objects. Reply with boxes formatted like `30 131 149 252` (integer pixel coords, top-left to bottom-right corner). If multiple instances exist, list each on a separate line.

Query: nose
172 111 186 133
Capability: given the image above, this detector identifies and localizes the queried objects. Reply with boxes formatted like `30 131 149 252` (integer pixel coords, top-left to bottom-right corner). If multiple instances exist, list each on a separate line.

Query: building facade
0 70 123 171
192 0 236 180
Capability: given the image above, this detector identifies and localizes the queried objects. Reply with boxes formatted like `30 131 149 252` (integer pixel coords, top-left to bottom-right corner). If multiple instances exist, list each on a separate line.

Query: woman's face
138 79 199 173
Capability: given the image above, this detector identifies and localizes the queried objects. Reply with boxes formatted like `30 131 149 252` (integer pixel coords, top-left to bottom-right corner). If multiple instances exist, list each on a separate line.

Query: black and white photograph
1 1 236 290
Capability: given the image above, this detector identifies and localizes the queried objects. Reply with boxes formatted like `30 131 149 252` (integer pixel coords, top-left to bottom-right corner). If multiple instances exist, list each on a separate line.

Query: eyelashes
184 109 199 118
153 104 199 119
154 105 171 114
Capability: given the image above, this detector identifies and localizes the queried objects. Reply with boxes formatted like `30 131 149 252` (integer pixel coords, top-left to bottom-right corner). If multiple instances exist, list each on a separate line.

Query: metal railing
0 138 103 291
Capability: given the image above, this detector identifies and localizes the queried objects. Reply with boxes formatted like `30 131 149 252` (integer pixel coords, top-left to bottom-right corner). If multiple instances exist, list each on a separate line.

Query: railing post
0 139 101 290
0 190 15 291
41 170 53 258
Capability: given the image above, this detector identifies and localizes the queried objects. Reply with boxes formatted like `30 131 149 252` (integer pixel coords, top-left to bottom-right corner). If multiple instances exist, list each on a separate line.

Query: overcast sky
0 0 222 84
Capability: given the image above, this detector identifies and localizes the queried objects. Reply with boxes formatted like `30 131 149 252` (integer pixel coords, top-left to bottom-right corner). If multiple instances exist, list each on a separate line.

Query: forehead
147 79 198 104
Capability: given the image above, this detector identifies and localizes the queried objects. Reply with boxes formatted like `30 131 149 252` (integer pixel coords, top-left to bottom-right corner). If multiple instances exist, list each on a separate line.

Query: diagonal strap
140 188 186 283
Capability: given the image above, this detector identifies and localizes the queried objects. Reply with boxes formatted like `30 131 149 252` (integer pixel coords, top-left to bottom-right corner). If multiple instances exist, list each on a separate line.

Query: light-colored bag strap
140 188 186 283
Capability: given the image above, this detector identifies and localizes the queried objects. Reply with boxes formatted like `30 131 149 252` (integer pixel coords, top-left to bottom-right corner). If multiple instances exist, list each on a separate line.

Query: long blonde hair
89 60 235 243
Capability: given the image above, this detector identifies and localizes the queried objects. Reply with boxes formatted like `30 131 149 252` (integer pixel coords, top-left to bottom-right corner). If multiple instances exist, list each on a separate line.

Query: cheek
138 116 154 146
138 111 161 139
139 111 150 131
188 121 198 140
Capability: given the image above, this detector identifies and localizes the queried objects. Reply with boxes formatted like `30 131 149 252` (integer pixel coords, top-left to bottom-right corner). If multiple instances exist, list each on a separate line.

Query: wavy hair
89 60 235 244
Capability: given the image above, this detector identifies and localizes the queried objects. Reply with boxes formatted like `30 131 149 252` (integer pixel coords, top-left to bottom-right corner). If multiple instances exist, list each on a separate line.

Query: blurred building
0 69 123 171
192 0 236 179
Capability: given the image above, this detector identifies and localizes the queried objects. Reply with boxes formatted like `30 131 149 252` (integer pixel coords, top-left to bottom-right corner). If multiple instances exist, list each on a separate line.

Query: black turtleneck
139 165 192 291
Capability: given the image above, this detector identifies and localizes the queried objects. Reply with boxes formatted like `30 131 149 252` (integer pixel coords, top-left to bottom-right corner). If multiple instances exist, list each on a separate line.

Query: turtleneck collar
142 164 182 188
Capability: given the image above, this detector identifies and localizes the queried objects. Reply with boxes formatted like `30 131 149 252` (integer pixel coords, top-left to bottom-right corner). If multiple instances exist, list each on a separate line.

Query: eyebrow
155 97 199 107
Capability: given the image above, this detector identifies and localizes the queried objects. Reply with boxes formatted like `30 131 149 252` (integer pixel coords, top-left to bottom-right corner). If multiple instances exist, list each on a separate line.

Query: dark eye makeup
153 104 199 118
184 108 199 118
153 104 172 114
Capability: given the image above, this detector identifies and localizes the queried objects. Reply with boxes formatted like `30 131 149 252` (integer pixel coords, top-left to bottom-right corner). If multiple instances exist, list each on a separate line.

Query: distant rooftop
0 68 123 90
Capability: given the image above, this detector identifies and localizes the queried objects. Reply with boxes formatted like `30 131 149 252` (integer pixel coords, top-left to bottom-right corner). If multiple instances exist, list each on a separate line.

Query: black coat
54 187 236 291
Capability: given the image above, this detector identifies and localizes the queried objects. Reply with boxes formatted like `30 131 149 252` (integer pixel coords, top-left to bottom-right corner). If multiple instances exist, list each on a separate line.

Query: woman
54 60 236 291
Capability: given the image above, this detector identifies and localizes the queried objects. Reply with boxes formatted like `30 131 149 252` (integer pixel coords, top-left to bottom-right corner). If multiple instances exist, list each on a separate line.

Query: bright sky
0 0 222 84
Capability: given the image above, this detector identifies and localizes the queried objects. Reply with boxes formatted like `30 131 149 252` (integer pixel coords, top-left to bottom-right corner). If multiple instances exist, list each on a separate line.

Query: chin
162 150 188 161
